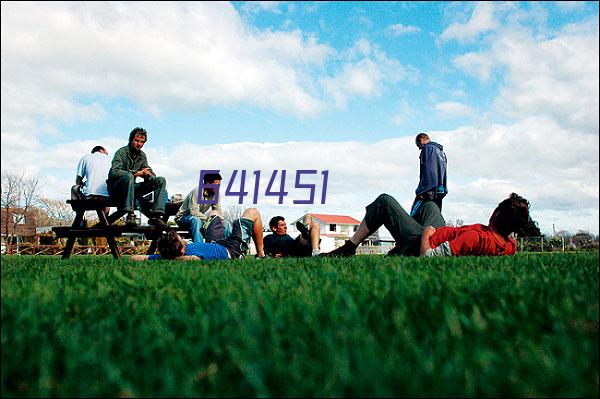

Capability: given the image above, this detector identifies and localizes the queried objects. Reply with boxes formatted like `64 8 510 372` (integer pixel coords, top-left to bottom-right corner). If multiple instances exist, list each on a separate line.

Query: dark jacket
415 141 447 197
108 145 152 182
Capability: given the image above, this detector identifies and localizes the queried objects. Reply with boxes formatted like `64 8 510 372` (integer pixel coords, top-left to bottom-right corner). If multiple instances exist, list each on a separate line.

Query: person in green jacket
107 127 167 228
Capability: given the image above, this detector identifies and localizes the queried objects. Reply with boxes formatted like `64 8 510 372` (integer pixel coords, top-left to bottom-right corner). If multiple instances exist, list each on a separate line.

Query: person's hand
423 225 436 237
134 168 152 178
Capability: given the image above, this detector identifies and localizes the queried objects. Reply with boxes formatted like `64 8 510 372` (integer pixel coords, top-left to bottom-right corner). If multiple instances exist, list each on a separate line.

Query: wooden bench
52 198 185 259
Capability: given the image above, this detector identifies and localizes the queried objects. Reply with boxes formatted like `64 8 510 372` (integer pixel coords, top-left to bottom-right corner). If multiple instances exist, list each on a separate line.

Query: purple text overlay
198 169 329 205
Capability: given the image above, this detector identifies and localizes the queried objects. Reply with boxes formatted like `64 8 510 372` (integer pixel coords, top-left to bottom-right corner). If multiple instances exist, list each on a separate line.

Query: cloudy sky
1 1 599 236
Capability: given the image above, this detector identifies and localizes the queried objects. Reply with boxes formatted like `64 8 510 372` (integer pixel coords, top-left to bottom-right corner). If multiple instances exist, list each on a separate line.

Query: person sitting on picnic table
264 214 321 257
131 207 266 261
322 193 530 257
106 127 168 229
71 145 112 217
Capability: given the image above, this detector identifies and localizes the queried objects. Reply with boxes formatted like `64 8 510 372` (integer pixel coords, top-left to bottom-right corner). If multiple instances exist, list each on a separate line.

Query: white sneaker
311 249 320 257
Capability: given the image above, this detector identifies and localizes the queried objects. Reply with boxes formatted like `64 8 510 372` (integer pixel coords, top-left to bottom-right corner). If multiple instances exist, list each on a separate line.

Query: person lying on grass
264 214 322 258
131 208 265 261
321 193 530 257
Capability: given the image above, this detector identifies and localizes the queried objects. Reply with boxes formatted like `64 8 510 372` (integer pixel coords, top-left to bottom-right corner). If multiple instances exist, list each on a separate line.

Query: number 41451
198 169 329 205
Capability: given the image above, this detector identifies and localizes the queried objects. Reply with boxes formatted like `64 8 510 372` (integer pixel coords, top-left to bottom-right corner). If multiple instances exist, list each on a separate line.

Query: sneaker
148 217 168 230
387 245 403 256
320 240 357 257
125 214 138 227
296 221 310 240
311 249 320 257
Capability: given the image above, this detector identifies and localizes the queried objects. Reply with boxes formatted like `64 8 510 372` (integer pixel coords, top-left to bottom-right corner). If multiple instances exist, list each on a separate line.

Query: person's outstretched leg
297 213 321 256
177 215 205 243
323 193 423 257
242 207 265 257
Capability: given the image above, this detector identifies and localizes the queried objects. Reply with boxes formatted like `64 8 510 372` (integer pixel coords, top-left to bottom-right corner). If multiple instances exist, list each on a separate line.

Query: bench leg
107 237 121 259
62 211 85 259
62 237 76 259
106 210 126 225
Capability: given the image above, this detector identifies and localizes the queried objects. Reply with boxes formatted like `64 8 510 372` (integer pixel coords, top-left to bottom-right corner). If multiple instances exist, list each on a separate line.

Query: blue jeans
177 215 205 243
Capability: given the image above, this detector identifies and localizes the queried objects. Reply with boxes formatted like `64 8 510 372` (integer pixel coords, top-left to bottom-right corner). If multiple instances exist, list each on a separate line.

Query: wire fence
2 236 598 256
518 236 599 252
1 243 152 256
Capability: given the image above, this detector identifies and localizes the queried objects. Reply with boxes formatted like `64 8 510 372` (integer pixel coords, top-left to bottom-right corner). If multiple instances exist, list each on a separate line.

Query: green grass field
1 253 598 397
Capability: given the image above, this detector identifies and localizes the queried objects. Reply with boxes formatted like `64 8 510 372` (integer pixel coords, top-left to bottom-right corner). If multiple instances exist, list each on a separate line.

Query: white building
288 213 381 252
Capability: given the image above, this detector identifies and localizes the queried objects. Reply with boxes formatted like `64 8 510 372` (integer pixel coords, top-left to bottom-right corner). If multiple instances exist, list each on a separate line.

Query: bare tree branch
37 198 74 226
1 172 41 253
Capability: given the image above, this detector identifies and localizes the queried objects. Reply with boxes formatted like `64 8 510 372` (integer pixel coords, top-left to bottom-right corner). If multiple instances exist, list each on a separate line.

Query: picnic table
52 198 186 259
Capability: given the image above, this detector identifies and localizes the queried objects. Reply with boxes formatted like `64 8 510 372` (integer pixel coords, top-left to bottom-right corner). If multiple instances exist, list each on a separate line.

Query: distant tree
1 172 40 253
556 230 572 239
37 198 74 226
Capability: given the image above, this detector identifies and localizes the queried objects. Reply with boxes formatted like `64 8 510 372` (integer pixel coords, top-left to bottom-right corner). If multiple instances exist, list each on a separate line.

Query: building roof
311 214 360 225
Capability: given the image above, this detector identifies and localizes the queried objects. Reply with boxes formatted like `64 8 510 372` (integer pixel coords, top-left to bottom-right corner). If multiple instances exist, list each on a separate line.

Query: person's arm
109 149 132 179
420 226 436 256
189 189 205 218
138 152 155 177
177 255 202 261
420 226 453 257
75 156 85 184
130 254 150 261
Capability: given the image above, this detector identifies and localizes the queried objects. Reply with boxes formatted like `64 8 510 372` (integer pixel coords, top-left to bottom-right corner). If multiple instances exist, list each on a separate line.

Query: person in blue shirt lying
130 207 265 261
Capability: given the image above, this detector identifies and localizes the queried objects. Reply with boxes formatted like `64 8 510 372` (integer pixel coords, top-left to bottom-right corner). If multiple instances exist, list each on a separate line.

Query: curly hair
489 193 530 237
157 231 184 260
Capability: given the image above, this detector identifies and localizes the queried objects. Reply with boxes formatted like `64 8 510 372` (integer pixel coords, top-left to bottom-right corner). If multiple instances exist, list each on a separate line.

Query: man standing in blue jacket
410 132 448 218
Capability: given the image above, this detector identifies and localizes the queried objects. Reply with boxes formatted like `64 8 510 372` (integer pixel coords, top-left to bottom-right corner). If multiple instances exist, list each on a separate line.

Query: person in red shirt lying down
321 192 530 257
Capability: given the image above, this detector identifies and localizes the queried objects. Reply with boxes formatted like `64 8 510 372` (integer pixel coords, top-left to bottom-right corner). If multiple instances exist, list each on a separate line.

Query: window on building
353 225 358 232
329 224 336 232
13 213 25 225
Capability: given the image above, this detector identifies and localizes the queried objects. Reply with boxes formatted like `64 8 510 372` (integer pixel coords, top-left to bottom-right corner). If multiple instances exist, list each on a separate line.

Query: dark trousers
107 174 167 215
410 196 443 217
364 194 445 256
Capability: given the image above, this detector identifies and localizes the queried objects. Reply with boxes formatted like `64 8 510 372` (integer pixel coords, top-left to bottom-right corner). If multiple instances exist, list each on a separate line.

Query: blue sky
1 1 599 236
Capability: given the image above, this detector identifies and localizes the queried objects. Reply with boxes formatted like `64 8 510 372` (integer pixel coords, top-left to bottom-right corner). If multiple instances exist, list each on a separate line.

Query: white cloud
387 23 421 36
241 1 284 14
452 52 495 82
492 25 599 133
439 2 498 44
448 10 599 134
323 40 413 108
435 101 474 118
555 1 586 13
0 1 331 129
391 99 414 126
